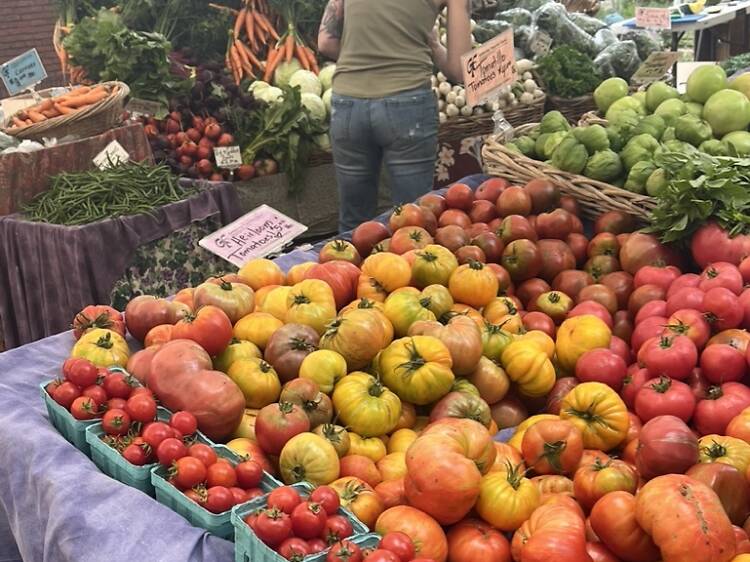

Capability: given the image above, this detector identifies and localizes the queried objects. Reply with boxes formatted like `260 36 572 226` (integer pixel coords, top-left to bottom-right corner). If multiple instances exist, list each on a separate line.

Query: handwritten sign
214 146 243 170
461 29 515 108
93 140 130 169
126 98 167 118
0 49 47 96
635 7 672 30
529 31 553 57
631 51 680 85
199 204 308 267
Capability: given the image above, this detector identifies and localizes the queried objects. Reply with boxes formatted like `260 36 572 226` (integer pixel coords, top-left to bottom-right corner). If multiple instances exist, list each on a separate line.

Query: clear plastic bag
569 12 608 35
533 3 598 57
514 25 536 57
593 40 642 81
621 30 663 60
496 7 533 26
593 28 618 52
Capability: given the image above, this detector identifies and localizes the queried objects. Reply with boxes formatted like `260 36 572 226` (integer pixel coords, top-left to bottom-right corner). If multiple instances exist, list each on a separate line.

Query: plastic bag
0 131 17 151
593 28 618 52
474 19 512 43
514 25 536 57
593 40 642 81
569 12 608 35
621 30 662 60
533 3 598 57
496 7 533 26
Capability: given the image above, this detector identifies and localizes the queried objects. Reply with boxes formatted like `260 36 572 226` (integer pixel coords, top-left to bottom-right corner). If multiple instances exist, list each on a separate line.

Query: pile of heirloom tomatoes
66 176 750 562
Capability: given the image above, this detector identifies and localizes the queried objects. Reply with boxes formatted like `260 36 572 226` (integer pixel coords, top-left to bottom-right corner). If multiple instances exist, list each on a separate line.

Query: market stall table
0 175 487 562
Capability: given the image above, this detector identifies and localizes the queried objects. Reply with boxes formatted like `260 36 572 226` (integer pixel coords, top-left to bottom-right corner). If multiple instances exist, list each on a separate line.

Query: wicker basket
577 111 608 127
2 81 129 141
438 95 546 145
482 124 657 220
547 94 598 125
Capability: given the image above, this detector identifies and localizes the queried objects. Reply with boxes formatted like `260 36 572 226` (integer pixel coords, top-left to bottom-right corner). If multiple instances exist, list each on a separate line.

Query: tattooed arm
318 0 344 61
433 0 472 82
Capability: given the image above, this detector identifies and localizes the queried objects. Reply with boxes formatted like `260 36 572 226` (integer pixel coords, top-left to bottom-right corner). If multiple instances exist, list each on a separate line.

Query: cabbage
322 89 332 116
274 60 303 88
301 92 327 125
319 65 336 91
289 70 322 96
584 149 623 182
256 86 284 104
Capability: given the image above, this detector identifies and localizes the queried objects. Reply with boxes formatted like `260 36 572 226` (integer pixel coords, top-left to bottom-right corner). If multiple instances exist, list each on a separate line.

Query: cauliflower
289 70 322 96
256 86 284 105
301 93 327 125
318 64 336 91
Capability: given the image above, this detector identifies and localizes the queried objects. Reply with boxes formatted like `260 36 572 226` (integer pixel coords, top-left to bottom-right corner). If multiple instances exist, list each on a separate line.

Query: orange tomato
238 258 285 290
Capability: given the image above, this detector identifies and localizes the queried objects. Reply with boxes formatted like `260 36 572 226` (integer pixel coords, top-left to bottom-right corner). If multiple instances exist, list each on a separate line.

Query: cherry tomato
322 515 354 545
364 550 400 562
170 411 198 436
206 461 238 488
70 396 99 420
278 537 311 560
268 486 302 514
184 489 203 504
255 508 293 547
46 380 61 396
129 386 155 398
82 385 108 405
204 486 234 513
141 421 173 449
327 540 363 562
102 408 131 435
125 394 157 423
246 488 265 501
244 512 259 530
307 538 328 554
229 487 249 505
156 437 187 466
171 427 184 440
52 381 81 409
102 373 133 399
291 501 328 540
379 532 415 562
311 485 341 516
106 397 128 411
63 358 99 388
122 442 150 466
171 456 207 490
188 443 218 467
235 460 263 489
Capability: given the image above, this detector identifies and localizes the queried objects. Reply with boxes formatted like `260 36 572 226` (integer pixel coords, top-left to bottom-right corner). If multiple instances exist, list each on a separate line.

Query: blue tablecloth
0 175 487 562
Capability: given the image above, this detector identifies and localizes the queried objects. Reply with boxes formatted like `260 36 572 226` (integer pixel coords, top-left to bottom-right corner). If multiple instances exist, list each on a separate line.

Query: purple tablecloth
0 175 488 562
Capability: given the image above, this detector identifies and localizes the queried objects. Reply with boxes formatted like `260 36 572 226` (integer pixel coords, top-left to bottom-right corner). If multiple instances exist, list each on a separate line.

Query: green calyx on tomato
368 380 386 398
650 376 673 394
338 481 367 502
356 298 377 309
502 462 526 490
290 337 317 352
468 260 484 271
540 440 567 473
397 340 427 371
417 250 439 263
94 332 114 350
293 294 311 305
706 385 724 400
700 439 728 461
278 401 297 416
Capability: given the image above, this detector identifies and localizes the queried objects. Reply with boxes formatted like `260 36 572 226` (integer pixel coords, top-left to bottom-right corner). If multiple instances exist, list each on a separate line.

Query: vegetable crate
151 445 281 539
84 408 213 497
482 125 658 221
40 382 99 455
231 482 371 562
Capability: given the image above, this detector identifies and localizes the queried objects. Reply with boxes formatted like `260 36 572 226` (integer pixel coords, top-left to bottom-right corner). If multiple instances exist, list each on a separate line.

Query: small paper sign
214 146 243 170
199 204 308 267
461 29 516 108
493 113 514 142
529 31 553 56
635 7 672 30
0 49 47 96
93 140 130 169
127 98 166 118
630 51 680 85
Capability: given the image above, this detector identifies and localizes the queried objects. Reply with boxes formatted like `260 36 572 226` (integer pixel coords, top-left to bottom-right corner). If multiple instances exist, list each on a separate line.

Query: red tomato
694 382 750 436
476 178 508 202
575 349 627 392
620 368 652 410
255 402 311 456
327 540 363 562
130 386 154 398
172 305 233 356
63 358 99 387
633 265 681 291
630 316 668 354
204 486 234 513
634 300 667 325
522 311 556 337
156 437 187 466
278 537 311 560
206 461 238 488
635 376 695 423
311 486 341 516
446 520 509 562
639 335 697 380
72 305 125 340
228 487 248 505
608 336 631 364
141 421 173 449
700 344 746 384
322 515 354 545
636 415 698 480
82 385 108 405
188 443 218 467
379 531 417 562
291 501 328 540
255 508 293 547
352 221 391 258
308 538 328 554
444 183 475 211
663 308 711 349
102 372 134 399
125 394 157 423
667 273 701 298
169 411 198 436
70 396 100 420
703 287 743 331
666 287 706 316
268 486 303 514
567 301 613 328
122 442 151 466
246 488 265 501
589 492 662 562
51 381 81 409
364 550 400 562
699 262 743 295
235 460 263 489
106 397 127 411
102 408 131 435
172 456 207 489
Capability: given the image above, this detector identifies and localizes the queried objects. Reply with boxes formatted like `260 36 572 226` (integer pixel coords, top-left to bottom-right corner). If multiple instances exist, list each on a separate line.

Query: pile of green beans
22 161 194 226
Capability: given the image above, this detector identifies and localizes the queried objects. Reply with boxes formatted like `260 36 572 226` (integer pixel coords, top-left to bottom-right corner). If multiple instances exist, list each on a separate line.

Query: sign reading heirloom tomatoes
199 204 307 267
461 29 515 108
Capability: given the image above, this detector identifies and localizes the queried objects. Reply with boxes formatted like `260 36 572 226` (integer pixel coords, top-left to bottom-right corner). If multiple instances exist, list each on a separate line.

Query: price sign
635 7 672 30
631 51 680 85
461 29 515 108
127 98 167 118
529 31 553 56
0 49 47 96
199 204 308 267
93 140 130 169
493 113 514 142
214 146 243 170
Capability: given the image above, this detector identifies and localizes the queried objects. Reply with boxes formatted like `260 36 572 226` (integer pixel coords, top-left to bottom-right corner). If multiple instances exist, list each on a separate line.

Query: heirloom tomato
264 323 319 383
172 305 233 356
573 458 637 511
313 423 350 458
476 465 540 531
352 221 390 258
125 295 187 342
467 356 510 405
575 348 627 391
507 414 559 452
727 406 750 443
72 305 125 340
446 519 511 562
279 433 340 485
361 253 411 293
279 379 332 428
410 244 458 288
635 415 698 480
258 286 291 320
639 334 697 380
233 312 283 349
286 261 316 285
555 315 611 373
389 227 433 256
333 373 401 438
331 476 384 528
408 314 481 375
704 287 744 331
687 462 750 525
480 321 515 362
501 239 542 282
298 349 347 394
383 288 436 337
448 261 499 309
284 279 336 336
304 262 359 310
635 376 695 423
321 308 391 370
255 402 310 456
70 328 129 368
320 239 362 265
501 340 555 398
698 434 750 474
559 382 628 451
694 382 750 436
521 419 583 475
237 258 285 290
348 433 387 463
533 291 573 324
700 344 746 383
213 339 261 373
375 506 448 562
377 452 407 482
589 491 660 562
193 280 254 324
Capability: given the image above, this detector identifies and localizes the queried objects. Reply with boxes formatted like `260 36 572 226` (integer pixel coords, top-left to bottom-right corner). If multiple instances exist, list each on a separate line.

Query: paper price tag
0 49 47 96
493 113 514 142
199 204 308 267
635 7 672 30
93 140 130 169
530 31 553 56
214 146 243 170
631 51 680 85
127 98 167 118
461 30 516 108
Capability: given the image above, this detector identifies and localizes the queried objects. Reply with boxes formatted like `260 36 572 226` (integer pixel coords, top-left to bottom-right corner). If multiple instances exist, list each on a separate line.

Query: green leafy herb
721 52 750 76
536 45 602 98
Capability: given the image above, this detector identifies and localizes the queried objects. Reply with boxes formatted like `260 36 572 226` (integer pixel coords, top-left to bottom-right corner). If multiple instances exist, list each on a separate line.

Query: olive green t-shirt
333 0 438 98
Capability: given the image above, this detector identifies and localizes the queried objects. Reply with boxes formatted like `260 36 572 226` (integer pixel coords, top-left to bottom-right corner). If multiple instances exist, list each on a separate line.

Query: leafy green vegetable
536 46 602 99
722 53 750 77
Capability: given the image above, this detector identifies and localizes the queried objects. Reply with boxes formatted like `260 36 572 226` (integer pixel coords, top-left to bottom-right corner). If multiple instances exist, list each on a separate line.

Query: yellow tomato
227 357 281 409
517 330 555 359
559 382 628 451
341 297 386 314
361 252 412 293
357 275 389 303
451 303 485 327
732 555 750 561
286 261 316 285
213 339 261 373
481 322 516 362
233 312 284 349
238 258 285 290
475 467 541 531
313 424 351 457
349 432 387 462
330 476 385 528
253 284 278 310
257 285 292 321
698 434 750 474
449 261 499 309
411 244 459 289
508 414 560 452
377 452 407 481
286 279 337 335
388 428 418 453
556 315 611 373
483 297 520 324
231 409 259 440
333 373 402 438
71 328 129 368
383 288 437 337
321 308 391 370
298 349 347 393
419 284 454 318
279 432 340 485
501 340 556 398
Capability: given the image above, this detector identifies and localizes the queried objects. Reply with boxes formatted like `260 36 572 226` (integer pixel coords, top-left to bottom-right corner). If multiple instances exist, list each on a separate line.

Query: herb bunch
536 45 602 98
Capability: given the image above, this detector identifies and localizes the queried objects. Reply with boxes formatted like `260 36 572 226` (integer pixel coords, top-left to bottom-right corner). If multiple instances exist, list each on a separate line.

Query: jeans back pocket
384 91 438 143
330 96 355 143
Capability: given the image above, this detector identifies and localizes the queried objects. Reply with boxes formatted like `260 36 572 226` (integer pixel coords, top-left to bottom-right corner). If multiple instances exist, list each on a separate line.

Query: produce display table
0 173 487 562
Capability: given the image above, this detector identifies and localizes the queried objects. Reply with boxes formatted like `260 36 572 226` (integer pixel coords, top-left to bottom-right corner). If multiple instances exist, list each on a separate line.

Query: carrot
24 119 33 126
263 46 280 82
12 116 26 128
54 102 76 115
59 45 68 78
295 43 310 71
234 8 247 40
238 41 262 70
27 110 47 123
244 9 256 50
41 108 61 119
306 47 320 74
229 43 244 83
284 34 294 63
59 89 108 108
62 85 91 98
255 12 279 41
234 40 254 75
39 99 54 111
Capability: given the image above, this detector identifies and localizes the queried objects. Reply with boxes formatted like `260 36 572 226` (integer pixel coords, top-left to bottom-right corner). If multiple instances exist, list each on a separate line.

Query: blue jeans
330 88 438 233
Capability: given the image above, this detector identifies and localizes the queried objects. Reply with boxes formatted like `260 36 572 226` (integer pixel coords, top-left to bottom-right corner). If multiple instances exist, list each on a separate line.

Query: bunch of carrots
53 23 88 85
213 0 319 85
7 84 114 129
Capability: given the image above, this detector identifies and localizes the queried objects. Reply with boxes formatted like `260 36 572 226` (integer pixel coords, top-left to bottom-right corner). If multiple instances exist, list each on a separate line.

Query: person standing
318 0 472 233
